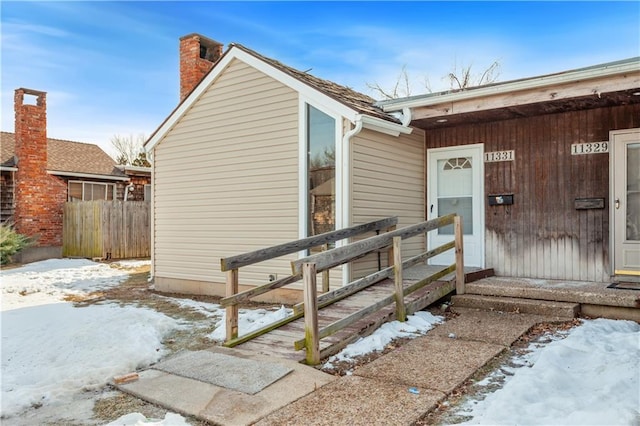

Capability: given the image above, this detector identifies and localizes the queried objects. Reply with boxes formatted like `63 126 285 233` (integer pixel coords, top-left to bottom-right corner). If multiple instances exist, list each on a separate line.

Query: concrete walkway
118 307 565 425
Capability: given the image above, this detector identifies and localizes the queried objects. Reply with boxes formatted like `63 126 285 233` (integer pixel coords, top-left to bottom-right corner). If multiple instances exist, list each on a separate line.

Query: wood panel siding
426 103 640 282
351 127 426 280
152 58 300 290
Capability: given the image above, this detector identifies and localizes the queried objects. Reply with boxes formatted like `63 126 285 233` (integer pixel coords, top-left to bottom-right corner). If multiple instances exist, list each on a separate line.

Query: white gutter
116 165 152 174
0 166 18 172
379 57 640 112
47 170 130 181
339 117 364 286
361 114 413 136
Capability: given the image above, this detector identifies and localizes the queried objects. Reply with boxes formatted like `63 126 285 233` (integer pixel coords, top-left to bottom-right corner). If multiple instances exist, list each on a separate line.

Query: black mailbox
488 194 514 206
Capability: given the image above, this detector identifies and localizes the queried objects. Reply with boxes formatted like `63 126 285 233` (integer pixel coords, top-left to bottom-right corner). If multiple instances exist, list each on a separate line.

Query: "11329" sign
571 142 609 155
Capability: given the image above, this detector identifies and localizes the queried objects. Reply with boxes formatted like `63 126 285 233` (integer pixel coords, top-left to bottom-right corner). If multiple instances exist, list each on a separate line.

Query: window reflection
307 105 335 236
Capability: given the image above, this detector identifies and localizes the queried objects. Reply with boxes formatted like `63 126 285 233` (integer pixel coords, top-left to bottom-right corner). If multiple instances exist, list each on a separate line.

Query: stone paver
256 375 445 426
354 336 505 394
119 307 561 425
429 307 548 346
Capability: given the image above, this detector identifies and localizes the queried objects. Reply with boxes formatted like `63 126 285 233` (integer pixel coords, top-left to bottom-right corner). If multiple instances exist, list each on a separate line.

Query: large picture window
68 181 116 201
307 105 336 236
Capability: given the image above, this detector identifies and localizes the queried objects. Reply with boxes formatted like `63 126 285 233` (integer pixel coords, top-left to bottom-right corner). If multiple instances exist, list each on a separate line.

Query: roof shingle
0 131 125 177
232 44 400 124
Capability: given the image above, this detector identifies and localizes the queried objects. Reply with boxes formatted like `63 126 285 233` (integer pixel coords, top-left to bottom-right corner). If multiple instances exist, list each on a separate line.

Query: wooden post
321 243 330 293
225 269 239 342
386 224 397 267
393 236 406 322
454 215 465 294
303 262 320 365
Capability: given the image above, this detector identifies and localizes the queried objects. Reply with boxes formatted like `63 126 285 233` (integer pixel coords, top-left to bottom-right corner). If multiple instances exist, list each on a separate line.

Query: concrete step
451 294 580 318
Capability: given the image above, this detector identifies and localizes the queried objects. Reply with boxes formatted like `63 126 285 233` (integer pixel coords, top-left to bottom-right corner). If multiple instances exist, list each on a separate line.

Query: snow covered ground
1 258 639 425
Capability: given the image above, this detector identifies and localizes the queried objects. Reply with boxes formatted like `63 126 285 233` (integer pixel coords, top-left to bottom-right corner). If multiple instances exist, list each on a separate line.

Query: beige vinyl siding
351 127 426 279
152 58 300 287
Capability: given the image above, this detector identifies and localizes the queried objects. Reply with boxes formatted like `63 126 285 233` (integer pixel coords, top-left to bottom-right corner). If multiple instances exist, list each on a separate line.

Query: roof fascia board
0 166 18 172
145 46 358 151
380 59 640 112
361 115 413 137
47 170 130 181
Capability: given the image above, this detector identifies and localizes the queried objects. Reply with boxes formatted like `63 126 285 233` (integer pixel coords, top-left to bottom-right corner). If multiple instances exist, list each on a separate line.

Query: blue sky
2 1 639 157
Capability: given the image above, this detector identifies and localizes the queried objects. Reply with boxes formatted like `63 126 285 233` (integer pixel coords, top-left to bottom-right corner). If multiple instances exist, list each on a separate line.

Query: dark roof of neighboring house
232 44 400 124
0 131 126 178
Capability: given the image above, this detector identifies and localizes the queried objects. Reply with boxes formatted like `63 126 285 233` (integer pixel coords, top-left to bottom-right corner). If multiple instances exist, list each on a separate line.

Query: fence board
63 201 150 259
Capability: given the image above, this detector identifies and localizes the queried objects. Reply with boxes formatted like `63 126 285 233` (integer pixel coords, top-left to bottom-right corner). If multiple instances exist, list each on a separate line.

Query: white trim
145 45 360 152
47 170 130 181
361 115 413 137
609 127 640 275
380 57 640 112
298 97 308 242
298 95 343 240
0 166 17 172
116 165 151 174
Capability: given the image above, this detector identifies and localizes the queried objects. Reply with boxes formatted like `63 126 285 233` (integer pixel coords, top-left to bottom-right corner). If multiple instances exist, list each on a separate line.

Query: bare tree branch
110 134 150 166
367 59 502 99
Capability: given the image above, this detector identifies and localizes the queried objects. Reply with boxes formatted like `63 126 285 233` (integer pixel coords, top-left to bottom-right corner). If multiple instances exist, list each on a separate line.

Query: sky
1 1 639 158
1 257 638 424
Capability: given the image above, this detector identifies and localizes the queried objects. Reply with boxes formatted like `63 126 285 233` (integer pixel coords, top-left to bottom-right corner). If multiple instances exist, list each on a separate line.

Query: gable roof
146 43 409 151
1 131 128 180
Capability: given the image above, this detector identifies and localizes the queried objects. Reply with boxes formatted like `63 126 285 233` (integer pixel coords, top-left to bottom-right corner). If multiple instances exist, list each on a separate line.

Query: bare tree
367 60 501 100
447 59 501 90
110 134 150 167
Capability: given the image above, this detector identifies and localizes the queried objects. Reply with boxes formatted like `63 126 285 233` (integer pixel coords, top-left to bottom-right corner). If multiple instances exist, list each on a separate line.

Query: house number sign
484 150 515 162
571 142 609 155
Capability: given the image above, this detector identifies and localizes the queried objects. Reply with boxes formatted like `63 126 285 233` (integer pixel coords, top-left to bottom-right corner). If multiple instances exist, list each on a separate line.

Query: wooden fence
63 200 150 259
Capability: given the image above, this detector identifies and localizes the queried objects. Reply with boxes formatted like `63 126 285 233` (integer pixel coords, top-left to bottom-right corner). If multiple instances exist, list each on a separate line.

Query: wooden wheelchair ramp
220 215 484 365
235 266 462 363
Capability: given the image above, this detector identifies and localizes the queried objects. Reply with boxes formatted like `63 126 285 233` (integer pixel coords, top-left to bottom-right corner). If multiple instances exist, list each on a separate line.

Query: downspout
340 117 364 285
400 107 412 127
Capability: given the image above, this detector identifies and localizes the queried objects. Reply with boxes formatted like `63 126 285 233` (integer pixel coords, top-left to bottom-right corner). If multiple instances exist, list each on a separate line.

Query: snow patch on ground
323 311 443 369
209 305 291 341
0 259 180 422
106 412 190 425
455 318 640 425
1 259 132 310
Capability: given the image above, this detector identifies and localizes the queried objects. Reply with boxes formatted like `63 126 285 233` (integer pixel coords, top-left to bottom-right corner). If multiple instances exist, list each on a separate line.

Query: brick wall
14 88 67 247
179 33 223 102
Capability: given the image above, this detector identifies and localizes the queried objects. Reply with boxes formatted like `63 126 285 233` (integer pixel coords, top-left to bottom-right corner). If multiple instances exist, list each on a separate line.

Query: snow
1 259 180 423
1 258 639 425
454 318 640 425
323 311 443 368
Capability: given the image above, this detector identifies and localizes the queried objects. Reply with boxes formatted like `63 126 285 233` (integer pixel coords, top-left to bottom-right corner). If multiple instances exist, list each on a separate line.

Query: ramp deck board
235 265 480 363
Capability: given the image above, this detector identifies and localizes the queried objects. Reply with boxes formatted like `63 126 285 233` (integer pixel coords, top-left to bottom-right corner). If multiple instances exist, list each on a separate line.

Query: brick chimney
14 88 66 253
179 33 223 102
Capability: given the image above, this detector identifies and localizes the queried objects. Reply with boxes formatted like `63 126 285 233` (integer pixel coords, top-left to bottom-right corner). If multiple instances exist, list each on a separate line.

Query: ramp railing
294 214 464 364
219 217 398 346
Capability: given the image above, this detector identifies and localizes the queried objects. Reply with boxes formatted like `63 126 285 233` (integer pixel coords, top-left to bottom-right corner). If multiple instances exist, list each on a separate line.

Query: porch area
452 275 640 322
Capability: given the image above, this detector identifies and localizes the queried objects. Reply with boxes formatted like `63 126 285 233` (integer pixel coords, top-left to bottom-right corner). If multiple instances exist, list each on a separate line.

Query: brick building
1 88 151 263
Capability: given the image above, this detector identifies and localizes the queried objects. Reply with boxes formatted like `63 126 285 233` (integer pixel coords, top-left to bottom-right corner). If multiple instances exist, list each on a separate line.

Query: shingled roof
0 131 126 178
232 44 400 124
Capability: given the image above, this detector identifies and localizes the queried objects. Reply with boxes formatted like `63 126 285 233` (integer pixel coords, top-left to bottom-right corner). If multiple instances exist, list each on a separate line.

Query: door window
437 157 473 235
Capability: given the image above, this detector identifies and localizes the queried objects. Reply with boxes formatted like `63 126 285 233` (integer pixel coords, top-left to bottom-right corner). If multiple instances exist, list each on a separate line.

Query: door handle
615 198 620 209
430 204 434 214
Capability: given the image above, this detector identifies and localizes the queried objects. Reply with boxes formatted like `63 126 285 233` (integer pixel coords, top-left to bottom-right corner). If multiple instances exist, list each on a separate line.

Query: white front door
611 128 640 276
427 144 484 267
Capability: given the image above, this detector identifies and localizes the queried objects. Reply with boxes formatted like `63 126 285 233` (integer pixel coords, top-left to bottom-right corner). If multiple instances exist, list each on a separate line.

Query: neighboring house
1 88 152 263
145 33 639 301
379 59 640 282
